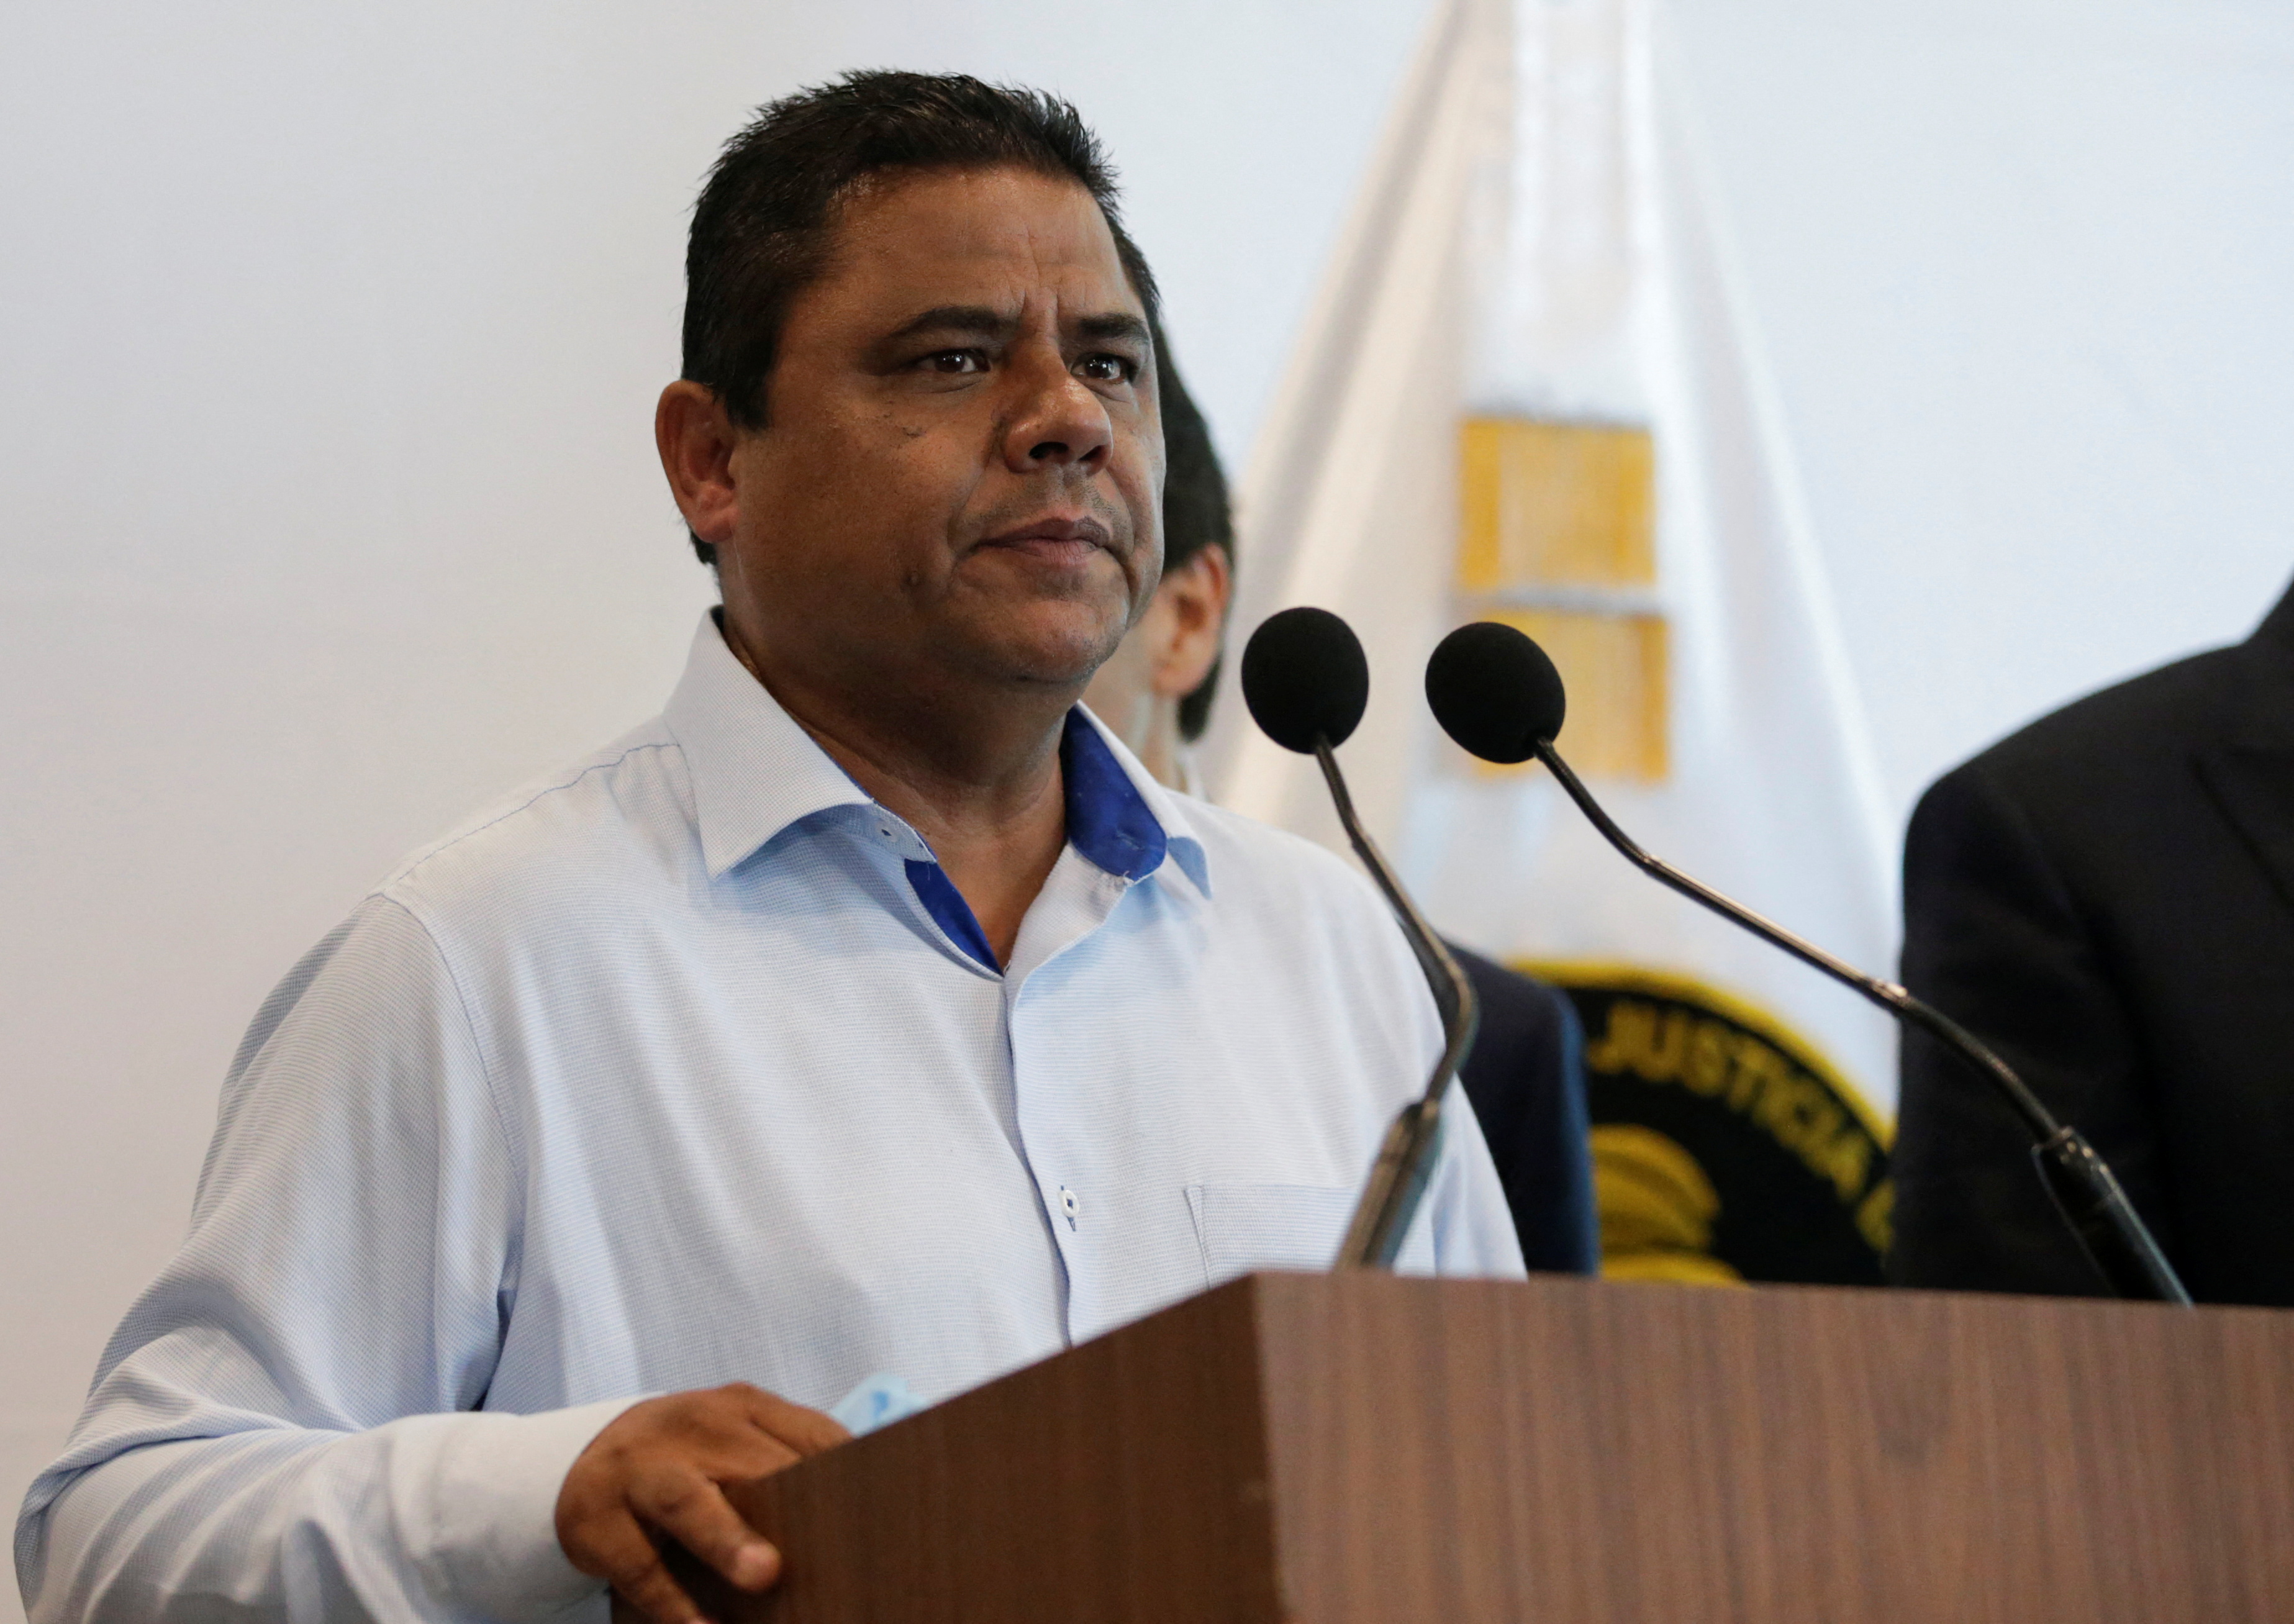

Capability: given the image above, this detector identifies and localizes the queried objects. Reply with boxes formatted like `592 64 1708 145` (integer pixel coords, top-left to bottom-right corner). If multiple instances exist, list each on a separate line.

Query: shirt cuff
417 1395 651 1618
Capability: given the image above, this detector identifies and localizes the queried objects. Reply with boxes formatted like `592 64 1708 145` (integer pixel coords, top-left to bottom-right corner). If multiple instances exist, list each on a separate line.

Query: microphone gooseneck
1240 608 1480 1270
1425 620 2192 1306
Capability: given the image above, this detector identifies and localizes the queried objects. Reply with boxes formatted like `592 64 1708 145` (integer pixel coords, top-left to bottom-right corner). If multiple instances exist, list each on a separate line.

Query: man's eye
1077 353 1135 383
923 350 986 375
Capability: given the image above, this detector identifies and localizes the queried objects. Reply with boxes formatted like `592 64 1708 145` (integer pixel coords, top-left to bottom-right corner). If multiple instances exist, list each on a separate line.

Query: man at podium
14 72 1523 1624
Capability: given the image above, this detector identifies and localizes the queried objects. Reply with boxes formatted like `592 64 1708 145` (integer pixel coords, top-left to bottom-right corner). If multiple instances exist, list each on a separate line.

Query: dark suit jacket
1890 579 2294 1304
1450 946 1600 1275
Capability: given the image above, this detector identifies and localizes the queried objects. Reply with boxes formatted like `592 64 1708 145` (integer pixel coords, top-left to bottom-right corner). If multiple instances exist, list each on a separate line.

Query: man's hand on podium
556 1382 850 1624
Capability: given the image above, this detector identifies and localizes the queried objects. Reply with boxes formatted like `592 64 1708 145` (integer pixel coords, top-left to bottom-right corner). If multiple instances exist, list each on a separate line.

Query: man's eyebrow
1075 312 1151 347
882 305 1017 344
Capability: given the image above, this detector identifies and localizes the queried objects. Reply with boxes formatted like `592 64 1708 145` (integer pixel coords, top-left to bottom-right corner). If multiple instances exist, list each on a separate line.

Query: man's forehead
825 166 1141 315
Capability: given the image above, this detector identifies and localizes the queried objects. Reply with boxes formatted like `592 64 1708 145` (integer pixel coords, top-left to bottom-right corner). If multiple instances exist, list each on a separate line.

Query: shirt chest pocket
1185 1181 1444 1286
1185 1183 1356 1287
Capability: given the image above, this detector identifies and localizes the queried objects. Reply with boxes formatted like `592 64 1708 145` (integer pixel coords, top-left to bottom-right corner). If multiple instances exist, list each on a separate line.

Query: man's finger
740 1387 851 1457
631 1465 782 1592
576 1512 710 1624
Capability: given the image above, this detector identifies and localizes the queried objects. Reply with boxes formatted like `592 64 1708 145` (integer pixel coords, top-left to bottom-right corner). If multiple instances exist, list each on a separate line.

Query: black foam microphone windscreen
1240 606 1371 753
1425 621 1567 764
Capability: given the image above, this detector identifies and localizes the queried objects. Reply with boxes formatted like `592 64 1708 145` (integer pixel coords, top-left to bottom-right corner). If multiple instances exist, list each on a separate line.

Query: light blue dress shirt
16 614 1525 1623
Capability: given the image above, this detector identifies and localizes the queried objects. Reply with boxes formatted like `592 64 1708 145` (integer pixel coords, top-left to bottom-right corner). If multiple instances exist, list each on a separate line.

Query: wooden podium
672 1272 2294 1622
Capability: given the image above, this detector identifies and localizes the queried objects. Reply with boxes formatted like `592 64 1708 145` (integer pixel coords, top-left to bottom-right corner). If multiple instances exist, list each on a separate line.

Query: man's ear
656 381 741 550
1149 545 1233 699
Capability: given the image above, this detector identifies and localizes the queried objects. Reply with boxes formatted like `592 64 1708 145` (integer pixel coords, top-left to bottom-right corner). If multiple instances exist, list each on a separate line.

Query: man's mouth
976 516 1115 568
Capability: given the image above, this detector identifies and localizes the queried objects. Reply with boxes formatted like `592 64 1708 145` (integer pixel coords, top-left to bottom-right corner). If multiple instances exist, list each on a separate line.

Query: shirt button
1059 1186 1079 1230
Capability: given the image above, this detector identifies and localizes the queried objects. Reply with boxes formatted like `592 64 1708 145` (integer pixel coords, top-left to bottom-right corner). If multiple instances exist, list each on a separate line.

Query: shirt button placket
1010 981 1093 1340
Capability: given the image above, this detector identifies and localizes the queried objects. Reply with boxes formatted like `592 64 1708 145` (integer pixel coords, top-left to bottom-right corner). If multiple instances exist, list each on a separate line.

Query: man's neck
1129 704 1184 792
720 615 1072 969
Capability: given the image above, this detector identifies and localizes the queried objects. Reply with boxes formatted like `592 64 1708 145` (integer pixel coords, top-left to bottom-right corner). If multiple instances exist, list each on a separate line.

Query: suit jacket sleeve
1451 948 1600 1276
1890 761 2175 1295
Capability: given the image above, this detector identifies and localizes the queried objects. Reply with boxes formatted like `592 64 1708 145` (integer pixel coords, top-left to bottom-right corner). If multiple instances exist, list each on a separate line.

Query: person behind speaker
1081 348 1598 1277
1891 573 2294 1304
14 73 1525 1624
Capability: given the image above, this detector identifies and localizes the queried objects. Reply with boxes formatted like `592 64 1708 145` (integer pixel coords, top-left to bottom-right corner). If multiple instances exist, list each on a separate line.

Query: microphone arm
1312 737 1481 1269
1531 740 2191 1306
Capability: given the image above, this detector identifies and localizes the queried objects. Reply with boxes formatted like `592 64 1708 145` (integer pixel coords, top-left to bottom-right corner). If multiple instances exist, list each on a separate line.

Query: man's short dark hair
681 70 1161 568
1153 333 1235 743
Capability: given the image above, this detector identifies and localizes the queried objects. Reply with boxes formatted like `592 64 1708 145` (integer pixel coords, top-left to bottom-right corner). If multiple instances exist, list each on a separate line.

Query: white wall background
2 1 2288 1609
1669 0 2294 804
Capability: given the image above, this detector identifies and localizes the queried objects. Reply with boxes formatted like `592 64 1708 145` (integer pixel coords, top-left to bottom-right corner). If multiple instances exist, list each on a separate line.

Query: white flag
1205 0 1899 1279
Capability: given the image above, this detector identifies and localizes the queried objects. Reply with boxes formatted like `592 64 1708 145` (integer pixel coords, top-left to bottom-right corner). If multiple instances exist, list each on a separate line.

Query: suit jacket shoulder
1948 643 2245 804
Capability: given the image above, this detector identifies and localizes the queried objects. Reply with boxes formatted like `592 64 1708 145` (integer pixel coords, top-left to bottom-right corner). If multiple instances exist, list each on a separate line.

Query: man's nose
999 353 1113 475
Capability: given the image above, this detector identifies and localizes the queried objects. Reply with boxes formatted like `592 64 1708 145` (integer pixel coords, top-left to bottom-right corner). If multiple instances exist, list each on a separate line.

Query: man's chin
956 612 1127 695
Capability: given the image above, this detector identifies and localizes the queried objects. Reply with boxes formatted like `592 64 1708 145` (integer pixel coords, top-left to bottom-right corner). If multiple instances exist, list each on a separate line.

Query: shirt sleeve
14 895 641 1623
1417 1082 1531 1281
1321 856 1528 1284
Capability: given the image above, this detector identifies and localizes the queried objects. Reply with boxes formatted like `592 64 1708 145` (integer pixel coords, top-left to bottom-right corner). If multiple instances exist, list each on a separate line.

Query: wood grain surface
620 1273 2294 1623
691 1276 1282 1623
1254 1272 2294 1623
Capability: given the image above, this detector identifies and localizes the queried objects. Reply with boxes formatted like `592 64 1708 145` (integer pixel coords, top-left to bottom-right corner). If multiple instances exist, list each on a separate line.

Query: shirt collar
1066 705 1212 896
661 612 1210 895
662 613 877 879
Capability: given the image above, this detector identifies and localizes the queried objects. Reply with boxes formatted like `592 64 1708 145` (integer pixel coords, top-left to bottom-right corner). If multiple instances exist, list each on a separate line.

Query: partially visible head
680 71 1159 570
1081 330 1235 784
1159 341 1236 743
658 73 1167 730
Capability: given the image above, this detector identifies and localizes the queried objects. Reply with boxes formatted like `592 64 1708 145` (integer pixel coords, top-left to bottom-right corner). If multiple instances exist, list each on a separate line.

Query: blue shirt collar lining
904 710 1173 974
